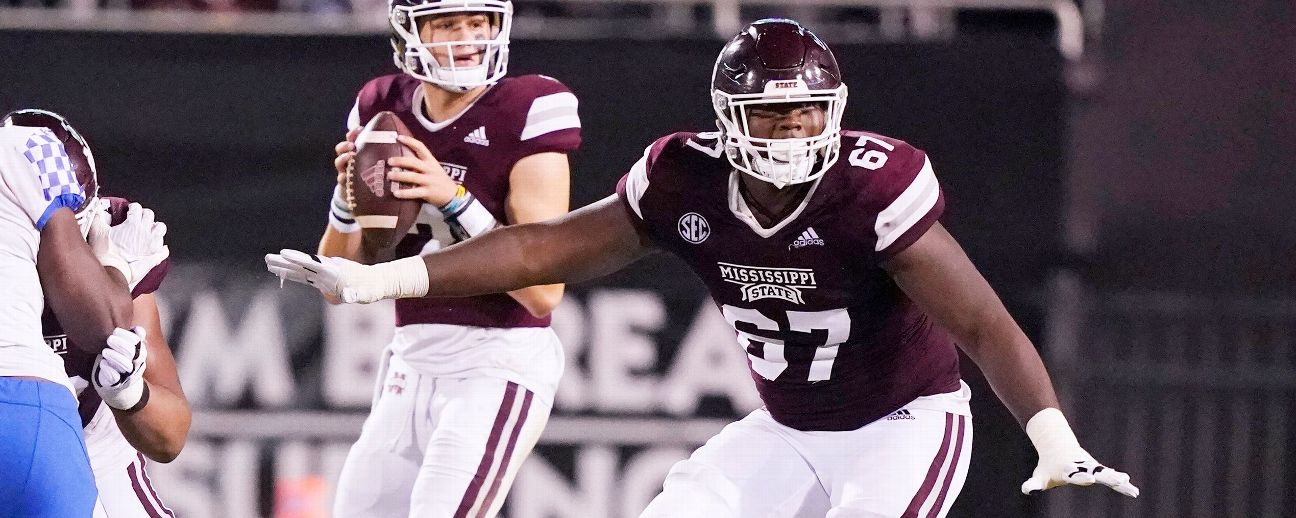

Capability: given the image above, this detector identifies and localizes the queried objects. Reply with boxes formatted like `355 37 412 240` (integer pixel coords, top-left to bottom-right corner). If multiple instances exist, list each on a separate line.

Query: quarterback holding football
273 19 1137 517
314 0 581 517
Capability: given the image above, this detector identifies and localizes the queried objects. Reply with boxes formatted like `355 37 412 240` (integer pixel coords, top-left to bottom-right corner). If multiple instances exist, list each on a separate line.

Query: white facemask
390 1 512 92
76 197 106 239
713 79 848 188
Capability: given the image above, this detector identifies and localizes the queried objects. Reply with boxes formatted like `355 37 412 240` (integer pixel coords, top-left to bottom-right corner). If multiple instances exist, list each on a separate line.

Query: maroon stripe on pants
137 453 176 518
475 389 535 518
925 415 967 518
901 412 954 518
454 382 519 518
127 460 164 518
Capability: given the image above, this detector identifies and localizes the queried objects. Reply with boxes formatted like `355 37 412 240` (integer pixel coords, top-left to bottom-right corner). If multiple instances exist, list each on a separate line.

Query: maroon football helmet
711 19 848 187
2 109 102 233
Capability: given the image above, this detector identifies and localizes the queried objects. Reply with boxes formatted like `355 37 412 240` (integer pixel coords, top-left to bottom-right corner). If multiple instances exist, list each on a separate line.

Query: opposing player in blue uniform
0 110 165 517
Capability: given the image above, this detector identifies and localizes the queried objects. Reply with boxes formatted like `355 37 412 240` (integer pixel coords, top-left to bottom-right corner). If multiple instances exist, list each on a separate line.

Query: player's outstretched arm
36 209 133 353
109 294 191 463
269 194 649 304
882 222 1138 498
387 136 573 317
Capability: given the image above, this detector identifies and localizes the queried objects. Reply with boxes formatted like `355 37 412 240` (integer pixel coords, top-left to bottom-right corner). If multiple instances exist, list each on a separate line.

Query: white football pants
91 452 176 518
640 381 973 518
333 356 551 518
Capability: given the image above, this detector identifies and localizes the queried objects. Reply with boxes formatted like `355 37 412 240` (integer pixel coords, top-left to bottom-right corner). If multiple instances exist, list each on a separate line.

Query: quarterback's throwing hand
1021 408 1139 498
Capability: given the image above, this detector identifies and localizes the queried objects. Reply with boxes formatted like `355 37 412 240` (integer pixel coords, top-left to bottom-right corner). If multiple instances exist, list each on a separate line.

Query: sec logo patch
678 212 710 244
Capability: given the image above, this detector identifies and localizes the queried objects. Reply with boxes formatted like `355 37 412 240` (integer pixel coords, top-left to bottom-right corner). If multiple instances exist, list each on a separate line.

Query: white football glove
1021 408 1139 498
108 202 170 291
93 327 150 411
264 249 429 304
85 203 131 280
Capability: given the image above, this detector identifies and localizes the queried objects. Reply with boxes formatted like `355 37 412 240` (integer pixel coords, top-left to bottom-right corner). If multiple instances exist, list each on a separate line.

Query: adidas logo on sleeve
788 227 825 249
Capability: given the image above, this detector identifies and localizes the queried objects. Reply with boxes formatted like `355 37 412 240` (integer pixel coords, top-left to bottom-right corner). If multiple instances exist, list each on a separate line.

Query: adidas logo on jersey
885 409 915 421
463 126 490 146
788 227 825 249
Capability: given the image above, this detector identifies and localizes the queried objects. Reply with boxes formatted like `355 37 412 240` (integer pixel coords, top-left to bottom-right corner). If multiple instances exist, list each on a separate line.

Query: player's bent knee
639 460 740 518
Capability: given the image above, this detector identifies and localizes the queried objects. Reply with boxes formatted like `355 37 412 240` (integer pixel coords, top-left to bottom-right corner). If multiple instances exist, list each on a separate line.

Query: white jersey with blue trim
0 125 85 389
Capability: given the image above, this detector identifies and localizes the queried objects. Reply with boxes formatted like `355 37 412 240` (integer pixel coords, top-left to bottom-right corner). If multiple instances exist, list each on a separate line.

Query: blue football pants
0 376 97 518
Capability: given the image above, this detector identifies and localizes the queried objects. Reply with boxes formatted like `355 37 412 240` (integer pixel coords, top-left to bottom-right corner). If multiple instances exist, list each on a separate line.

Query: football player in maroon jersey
273 19 1136 518
46 198 188 518
312 0 580 517
4 109 188 518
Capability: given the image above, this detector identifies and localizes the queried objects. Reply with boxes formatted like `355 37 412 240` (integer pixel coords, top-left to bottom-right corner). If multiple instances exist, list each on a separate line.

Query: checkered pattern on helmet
21 128 84 202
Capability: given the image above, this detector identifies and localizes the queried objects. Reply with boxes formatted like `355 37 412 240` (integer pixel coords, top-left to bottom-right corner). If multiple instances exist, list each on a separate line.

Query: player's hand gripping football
1021 408 1139 498
328 127 363 234
84 201 130 283
265 249 429 304
333 126 361 188
107 202 170 290
93 327 150 411
388 135 459 207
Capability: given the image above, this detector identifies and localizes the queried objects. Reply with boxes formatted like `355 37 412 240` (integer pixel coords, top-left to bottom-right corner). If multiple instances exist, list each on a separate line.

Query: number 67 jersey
617 130 962 432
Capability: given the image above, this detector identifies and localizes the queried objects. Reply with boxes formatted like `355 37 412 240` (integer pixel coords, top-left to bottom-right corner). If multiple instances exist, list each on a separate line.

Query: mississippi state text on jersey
348 73 581 328
43 196 170 426
617 131 961 431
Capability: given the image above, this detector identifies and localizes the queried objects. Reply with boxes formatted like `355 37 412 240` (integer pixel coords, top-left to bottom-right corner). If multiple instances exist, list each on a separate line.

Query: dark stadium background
1 1 1292 516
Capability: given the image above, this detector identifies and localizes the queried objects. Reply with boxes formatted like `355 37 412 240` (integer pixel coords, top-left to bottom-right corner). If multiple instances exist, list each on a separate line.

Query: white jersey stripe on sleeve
874 156 939 252
527 91 578 116
346 101 361 131
520 92 580 141
623 146 652 219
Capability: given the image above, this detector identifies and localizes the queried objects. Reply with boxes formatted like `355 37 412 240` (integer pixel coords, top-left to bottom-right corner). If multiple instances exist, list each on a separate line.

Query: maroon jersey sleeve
615 133 694 244
844 132 945 262
348 74 412 131
131 258 170 297
506 75 581 156
104 196 170 296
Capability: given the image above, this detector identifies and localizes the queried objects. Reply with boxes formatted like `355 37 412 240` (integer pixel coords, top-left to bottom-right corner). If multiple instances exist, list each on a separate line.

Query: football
346 111 422 263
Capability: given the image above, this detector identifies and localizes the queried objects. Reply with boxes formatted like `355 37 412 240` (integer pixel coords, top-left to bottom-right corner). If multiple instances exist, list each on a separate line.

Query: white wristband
328 185 360 234
441 192 500 242
1025 408 1083 454
103 378 149 411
